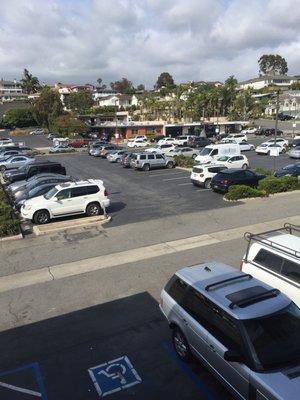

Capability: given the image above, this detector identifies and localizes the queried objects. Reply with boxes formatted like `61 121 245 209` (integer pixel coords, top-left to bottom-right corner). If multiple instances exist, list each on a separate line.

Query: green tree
32 86 63 129
66 91 94 113
3 108 36 128
222 76 238 115
258 54 288 76
51 115 86 137
229 89 256 120
136 84 145 91
110 78 134 94
291 81 300 90
96 77 106 91
155 72 175 89
20 68 40 94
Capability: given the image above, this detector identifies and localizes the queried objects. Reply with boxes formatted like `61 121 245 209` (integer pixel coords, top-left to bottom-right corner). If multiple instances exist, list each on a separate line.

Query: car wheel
172 328 192 362
192 154 197 159
282 147 286 154
0 166 6 172
116 158 121 163
242 164 248 170
86 202 101 217
33 209 50 225
250 145 255 150
143 164 150 171
167 161 174 169
204 179 212 189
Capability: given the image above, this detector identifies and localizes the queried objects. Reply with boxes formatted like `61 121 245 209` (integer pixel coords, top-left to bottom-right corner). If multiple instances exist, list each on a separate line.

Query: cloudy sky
1 0 300 87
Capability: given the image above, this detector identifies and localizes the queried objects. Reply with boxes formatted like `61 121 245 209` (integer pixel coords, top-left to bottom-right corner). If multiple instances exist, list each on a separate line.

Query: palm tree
20 69 40 94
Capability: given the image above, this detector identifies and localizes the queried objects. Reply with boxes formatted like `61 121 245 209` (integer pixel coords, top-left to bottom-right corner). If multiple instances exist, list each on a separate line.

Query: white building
238 75 299 91
96 94 138 109
0 79 27 102
280 90 300 117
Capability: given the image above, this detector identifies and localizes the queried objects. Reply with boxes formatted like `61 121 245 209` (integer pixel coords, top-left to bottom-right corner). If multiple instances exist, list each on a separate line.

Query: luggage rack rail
244 223 300 261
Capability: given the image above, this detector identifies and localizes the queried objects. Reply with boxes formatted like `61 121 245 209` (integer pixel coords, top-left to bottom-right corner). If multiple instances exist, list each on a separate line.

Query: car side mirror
224 350 243 363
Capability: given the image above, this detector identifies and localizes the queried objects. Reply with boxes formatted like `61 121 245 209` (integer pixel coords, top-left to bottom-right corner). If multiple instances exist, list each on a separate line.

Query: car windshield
200 147 212 156
44 187 58 199
243 302 300 370
28 186 44 197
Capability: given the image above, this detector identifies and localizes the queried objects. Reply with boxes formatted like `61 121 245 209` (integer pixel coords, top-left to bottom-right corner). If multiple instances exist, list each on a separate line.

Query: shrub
0 219 20 236
254 167 272 176
258 176 300 194
225 185 266 201
3 108 36 128
173 155 195 168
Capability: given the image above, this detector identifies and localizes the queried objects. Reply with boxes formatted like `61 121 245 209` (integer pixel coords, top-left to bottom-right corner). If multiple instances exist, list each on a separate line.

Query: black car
264 128 283 137
3 161 66 183
274 163 300 178
278 113 294 121
150 135 165 143
211 169 265 193
188 136 212 148
291 138 300 148
15 183 60 211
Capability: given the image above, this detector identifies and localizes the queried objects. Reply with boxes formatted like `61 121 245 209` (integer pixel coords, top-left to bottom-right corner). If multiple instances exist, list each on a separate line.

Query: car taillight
104 189 108 196
221 179 233 185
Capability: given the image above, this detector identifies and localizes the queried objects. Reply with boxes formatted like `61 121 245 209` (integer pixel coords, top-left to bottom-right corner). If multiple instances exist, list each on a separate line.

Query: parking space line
148 172 187 177
177 182 192 186
163 177 189 181
0 381 42 397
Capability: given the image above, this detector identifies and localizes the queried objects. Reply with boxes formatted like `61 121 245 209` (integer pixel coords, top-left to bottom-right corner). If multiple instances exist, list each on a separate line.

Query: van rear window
254 249 283 273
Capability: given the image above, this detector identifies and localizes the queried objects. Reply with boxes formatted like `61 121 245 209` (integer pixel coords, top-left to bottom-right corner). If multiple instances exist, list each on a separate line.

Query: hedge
0 189 21 237
258 176 300 194
225 185 266 201
254 167 272 176
173 155 195 168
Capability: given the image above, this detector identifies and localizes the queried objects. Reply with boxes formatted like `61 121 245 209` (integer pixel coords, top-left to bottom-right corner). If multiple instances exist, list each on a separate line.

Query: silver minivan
160 261 300 400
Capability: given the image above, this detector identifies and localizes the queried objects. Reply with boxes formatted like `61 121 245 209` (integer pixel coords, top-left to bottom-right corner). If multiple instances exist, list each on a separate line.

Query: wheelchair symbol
88 356 142 397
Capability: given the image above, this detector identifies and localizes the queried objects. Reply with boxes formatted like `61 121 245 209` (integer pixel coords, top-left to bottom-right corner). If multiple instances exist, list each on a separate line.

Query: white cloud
0 0 300 87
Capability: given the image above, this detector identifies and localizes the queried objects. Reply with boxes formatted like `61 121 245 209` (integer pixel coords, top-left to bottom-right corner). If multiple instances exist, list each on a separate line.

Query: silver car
130 152 175 171
160 261 300 400
289 146 300 159
0 155 34 171
168 147 200 158
107 150 127 163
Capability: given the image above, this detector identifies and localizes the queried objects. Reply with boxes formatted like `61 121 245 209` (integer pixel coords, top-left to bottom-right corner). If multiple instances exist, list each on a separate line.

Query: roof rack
229 288 280 309
244 224 300 261
205 274 252 291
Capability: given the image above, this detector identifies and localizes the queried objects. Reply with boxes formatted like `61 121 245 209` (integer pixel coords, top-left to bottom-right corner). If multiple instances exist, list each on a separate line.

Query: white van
241 224 300 307
195 143 240 164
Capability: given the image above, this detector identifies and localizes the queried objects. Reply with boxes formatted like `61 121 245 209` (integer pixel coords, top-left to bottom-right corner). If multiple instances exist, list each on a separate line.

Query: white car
0 138 13 147
241 225 300 307
190 164 227 188
157 137 175 146
21 179 110 224
262 138 289 147
173 135 195 146
241 127 257 134
30 128 45 135
145 144 175 154
222 133 248 143
256 143 285 155
215 154 249 169
127 138 149 148
239 142 255 151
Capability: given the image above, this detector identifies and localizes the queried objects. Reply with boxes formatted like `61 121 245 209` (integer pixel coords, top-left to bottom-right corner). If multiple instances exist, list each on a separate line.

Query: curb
176 166 192 172
0 233 23 242
223 189 300 203
32 215 111 236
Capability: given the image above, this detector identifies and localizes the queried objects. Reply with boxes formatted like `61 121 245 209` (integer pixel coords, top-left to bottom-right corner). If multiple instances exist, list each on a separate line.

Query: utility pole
273 89 280 172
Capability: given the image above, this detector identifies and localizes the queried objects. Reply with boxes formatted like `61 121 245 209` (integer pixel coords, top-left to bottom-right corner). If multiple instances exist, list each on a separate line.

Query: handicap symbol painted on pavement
0 362 48 399
88 356 142 397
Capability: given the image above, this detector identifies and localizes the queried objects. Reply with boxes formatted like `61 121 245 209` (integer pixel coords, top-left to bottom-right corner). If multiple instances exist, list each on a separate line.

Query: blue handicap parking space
0 363 48 399
88 356 142 398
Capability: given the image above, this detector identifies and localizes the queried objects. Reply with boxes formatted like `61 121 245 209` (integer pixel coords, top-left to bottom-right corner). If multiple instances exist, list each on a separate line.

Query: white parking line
177 182 192 186
163 176 189 181
148 172 187 177
0 381 42 397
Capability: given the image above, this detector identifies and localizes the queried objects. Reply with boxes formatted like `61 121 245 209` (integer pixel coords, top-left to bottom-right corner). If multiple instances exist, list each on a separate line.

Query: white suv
190 164 227 188
222 133 248 143
215 154 249 169
21 179 110 224
241 224 300 307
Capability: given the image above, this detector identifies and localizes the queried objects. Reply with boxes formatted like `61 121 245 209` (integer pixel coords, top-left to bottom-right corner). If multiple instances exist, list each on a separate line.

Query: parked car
289 146 300 159
0 149 24 161
160 261 300 400
256 143 286 155
188 136 212 148
241 127 257 134
0 145 26 153
121 152 136 168
274 163 300 177
12 175 75 203
21 179 110 224
222 133 247 143
264 128 283 136
278 113 294 121
238 142 255 151
241 224 300 307
168 147 199 159
290 138 300 148
29 128 45 135
145 144 175 155
211 168 265 192
49 145 74 153
0 137 13 147
107 150 127 163
195 143 240 164
263 138 289 147
173 135 195 146
215 154 249 169
0 155 34 171
7 173 69 195
127 138 149 148
99 145 121 158
190 164 227 188
88 142 106 156
157 137 176 146
130 153 175 171
3 161 66 183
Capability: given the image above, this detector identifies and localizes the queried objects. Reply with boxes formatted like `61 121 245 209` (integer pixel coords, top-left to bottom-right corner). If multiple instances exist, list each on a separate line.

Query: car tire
167 161 174 169
204 179 212 189
172 328 192 362
282 147 286 154
33 209 50 225
116 158 121 163
0 166 6 172
250 145 255 150
86 202 102 217
143 164 150 171
192 154 197 159
242 164 248 170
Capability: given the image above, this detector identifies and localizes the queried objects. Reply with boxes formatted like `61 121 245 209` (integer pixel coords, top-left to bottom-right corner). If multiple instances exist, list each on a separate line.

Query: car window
244 170 254 177
281 259 300 283
148 154 155 160
140 155 146 160
71 186 88 197
254 249 283 273
56 188 71 200
156 154 164 159
164 276 188 305
211 149 218 156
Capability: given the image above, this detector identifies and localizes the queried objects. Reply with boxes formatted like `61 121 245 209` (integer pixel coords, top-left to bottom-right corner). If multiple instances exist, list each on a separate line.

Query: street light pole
273 89 280 172
115 99 118 143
